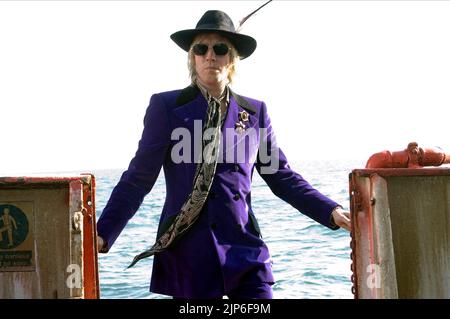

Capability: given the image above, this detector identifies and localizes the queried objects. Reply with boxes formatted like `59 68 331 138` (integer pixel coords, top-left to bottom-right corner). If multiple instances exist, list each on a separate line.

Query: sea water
94 159 364 299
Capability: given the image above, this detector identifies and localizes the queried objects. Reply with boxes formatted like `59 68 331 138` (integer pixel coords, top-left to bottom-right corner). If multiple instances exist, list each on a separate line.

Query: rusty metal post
0 175 99 299
349 168 450 299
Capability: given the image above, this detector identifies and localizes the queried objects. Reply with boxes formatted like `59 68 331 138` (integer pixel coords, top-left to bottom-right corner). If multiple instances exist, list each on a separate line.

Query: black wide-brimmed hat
170 10 257 59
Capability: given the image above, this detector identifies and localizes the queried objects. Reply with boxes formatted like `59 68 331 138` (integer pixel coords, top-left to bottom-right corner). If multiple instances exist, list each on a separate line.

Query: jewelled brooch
235 111 249 133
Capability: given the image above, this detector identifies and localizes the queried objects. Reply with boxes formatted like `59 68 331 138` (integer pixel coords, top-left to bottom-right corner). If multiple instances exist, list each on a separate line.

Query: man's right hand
97 236 105 253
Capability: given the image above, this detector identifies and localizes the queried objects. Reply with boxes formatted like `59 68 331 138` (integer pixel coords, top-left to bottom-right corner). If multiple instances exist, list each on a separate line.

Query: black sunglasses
192 43 230 56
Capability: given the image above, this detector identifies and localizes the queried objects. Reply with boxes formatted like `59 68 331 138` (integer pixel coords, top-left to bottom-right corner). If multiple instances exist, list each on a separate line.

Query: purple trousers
173 266 273 299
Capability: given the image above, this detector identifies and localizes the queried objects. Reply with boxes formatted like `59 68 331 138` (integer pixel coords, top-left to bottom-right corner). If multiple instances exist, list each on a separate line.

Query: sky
1 0 449 175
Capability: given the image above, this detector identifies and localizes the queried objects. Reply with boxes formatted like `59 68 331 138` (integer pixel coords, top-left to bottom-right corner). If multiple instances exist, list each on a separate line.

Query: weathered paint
0 174 98 299
350 168 450 299
81 175 99 299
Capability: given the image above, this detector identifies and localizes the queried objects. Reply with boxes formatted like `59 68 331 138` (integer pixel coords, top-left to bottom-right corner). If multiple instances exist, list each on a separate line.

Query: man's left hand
332 207 351 231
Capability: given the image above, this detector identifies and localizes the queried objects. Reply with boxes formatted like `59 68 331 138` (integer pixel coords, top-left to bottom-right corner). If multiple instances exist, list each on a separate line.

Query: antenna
236 0 273 33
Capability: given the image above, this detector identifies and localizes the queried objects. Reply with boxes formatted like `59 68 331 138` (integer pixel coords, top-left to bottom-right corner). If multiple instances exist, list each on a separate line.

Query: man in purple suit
96 10 351 299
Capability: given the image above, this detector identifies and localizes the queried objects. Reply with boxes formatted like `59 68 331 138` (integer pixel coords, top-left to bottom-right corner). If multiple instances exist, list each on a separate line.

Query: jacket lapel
221 92 259 163
173 85 208 129
229 88 257 115
173 85 257 123
223 94 258 131
173 85 259 163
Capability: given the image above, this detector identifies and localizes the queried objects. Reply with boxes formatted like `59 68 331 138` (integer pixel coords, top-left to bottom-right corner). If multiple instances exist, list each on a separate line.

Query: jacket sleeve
97 93 171 251
255 101 340 230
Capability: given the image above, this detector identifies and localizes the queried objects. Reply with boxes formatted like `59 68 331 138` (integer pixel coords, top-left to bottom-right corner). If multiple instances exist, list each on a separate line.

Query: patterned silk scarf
127 91 223 269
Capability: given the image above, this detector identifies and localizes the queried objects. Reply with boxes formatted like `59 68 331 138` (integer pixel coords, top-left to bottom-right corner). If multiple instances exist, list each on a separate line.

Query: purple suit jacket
97 85 340 298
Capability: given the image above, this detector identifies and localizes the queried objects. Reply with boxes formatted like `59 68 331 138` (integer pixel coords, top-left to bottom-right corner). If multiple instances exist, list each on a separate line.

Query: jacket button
234 165 240 172
210 222 217 229
233 193 240 201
